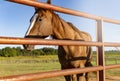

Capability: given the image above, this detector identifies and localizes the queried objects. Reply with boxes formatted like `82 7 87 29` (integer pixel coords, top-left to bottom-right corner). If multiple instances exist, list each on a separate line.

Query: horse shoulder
80 31 92 41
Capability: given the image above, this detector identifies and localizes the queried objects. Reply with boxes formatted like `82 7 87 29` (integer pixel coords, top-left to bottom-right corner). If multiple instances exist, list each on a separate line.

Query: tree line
0 47 119 57
0 47 58 57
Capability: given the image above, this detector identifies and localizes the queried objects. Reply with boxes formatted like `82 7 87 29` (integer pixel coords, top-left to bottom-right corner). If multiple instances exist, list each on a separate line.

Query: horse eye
39 19 42 21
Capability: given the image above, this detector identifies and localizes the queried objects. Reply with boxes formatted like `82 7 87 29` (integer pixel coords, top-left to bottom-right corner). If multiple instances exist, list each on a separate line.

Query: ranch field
0 54 120 81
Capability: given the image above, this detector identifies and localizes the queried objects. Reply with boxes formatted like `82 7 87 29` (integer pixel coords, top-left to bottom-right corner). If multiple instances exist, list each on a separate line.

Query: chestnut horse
23 0 93 81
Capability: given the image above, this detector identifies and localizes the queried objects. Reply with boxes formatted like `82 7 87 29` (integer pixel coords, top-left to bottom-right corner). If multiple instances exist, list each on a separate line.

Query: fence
0 0 120 81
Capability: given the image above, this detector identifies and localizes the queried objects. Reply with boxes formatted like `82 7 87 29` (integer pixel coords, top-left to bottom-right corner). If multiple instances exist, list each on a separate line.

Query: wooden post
96 19 105 81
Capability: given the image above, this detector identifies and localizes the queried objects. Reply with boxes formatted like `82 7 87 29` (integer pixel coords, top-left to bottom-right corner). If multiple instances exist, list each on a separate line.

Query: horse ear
47 0 51 4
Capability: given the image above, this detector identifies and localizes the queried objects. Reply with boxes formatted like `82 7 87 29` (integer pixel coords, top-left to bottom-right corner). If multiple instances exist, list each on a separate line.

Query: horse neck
52 14 82 40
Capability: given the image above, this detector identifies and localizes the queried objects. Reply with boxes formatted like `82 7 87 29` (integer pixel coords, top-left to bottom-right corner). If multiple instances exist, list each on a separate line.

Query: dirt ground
105 76 120 81
90 76 120 81
40 76 120 81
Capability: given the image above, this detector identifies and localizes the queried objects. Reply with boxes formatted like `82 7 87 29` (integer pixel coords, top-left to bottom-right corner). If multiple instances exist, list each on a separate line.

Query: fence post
96 19 105 81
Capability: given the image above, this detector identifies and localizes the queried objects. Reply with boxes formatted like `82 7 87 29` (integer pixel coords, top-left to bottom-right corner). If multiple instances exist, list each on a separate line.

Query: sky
0 0 120 49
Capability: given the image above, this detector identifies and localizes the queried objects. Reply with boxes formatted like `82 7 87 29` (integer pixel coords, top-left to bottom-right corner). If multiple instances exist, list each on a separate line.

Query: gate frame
0 0 120 81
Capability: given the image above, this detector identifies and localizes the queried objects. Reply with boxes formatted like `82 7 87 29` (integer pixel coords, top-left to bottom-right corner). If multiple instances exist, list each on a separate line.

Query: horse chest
58 46 87 68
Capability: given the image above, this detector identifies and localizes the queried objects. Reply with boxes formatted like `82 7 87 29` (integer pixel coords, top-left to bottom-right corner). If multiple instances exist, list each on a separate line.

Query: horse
23 0 93 81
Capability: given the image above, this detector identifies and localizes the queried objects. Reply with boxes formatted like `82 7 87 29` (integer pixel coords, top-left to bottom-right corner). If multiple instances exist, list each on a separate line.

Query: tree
0 47 58 57
42 47 57 55
2 47 17 57
0 49 2 56
15 47 22 56
32 49 45 56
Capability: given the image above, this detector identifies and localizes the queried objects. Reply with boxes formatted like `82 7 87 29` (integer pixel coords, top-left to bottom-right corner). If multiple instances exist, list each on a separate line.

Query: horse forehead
38 10 52 17
38 10 46 14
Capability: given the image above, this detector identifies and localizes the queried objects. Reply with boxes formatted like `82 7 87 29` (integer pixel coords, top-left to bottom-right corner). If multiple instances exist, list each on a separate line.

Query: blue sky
0 0 120 49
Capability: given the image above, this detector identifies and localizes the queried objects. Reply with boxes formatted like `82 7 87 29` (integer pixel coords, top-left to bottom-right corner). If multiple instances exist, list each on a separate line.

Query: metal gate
0 0 120 81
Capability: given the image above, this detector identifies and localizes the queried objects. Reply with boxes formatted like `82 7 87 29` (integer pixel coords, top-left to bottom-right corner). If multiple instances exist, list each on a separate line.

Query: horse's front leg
72 74 77 81
61 66 71 81
64 75 71 81
77 73 86 81
85 61 94 81
85 72 90 81
64 74 77 81
77 63 86 81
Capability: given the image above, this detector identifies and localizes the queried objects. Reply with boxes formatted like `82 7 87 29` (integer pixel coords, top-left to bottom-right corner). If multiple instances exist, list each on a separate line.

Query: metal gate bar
0 36 120 47
96 20 105 81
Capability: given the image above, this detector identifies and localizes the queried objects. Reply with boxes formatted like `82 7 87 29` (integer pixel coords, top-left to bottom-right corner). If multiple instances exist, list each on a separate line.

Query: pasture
0 53 120 81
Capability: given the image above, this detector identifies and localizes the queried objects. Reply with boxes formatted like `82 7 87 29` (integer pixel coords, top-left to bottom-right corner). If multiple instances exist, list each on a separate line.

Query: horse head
23 0 53 50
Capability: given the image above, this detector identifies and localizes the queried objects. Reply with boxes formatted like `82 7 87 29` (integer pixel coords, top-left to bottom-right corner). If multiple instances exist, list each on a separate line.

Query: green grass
106 68 120 76
0 54 120 81
0 55 61 76
0 55 64 81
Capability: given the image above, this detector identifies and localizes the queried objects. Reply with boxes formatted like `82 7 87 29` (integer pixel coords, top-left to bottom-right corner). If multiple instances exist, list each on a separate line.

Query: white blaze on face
26 13 38 36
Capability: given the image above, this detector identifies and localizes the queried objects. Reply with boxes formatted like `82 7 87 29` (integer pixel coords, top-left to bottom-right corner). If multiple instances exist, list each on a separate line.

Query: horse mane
67 22 91 40
51 11 91 41
51 11 80 33
51 11 62 28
